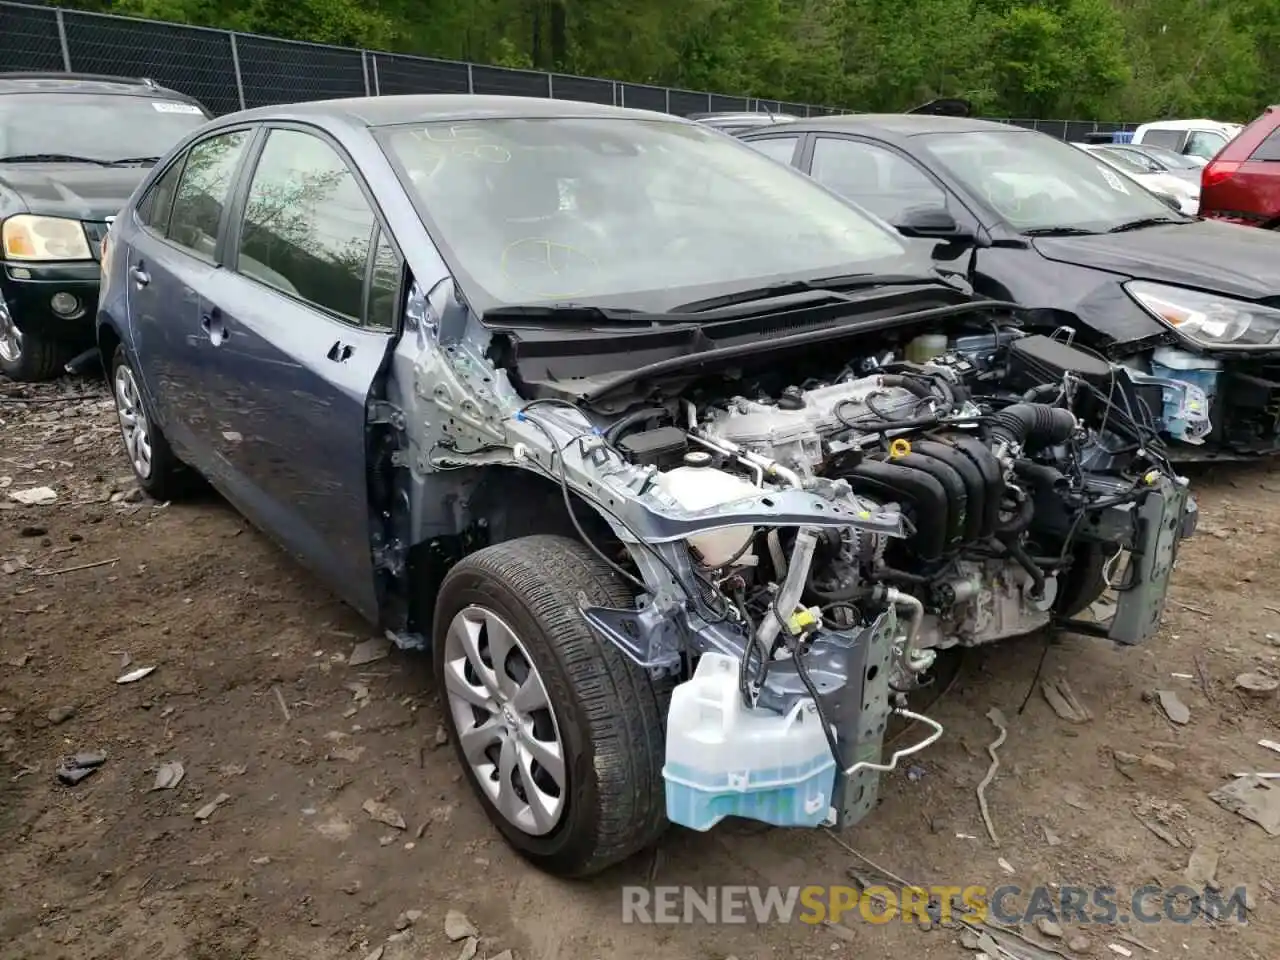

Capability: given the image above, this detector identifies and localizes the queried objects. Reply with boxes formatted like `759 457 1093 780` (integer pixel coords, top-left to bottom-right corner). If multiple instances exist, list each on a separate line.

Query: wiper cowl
482 303 687 327
1106 216 1186 234
0 153 112 166
1021 226 1100 237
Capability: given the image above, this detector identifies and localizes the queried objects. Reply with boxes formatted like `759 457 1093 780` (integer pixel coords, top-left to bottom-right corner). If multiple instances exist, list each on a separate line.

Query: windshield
921 130 1183 233
379 117 916 311
0 93 208 163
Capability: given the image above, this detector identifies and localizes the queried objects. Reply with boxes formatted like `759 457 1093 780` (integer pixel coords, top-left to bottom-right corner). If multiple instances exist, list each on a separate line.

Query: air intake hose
987 404 1076 452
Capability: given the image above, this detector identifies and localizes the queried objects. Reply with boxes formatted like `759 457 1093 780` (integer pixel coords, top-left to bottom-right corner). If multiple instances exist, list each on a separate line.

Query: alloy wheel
441 605 567 836
113 363 154 480
0 291 21 364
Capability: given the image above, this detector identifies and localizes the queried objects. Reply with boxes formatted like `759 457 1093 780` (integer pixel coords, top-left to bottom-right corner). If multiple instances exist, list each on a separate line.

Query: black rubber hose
891 452 969 548
986 403 1076 451
843 460 950 560
994 490 1035 538
603 406 669 444
879 374 934 401
1003 538 1046 598
1014 461 1070 492
914 440 988 542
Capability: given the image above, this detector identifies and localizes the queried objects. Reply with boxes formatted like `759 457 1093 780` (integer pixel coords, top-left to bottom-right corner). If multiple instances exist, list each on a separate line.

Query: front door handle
200 309 227 346
129 265 150 288
326 341 354 363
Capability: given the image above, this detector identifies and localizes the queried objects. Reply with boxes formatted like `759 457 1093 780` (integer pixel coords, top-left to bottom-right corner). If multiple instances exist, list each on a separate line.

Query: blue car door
194 125 401 620
122 128 256 470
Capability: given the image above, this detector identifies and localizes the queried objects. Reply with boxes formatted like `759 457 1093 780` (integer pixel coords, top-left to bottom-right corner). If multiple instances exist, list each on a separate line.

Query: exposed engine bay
407 291 1197 834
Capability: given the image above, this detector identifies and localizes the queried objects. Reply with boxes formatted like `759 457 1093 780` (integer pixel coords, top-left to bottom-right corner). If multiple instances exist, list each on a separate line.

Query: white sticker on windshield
152 101 203 115
1097 165 1129 194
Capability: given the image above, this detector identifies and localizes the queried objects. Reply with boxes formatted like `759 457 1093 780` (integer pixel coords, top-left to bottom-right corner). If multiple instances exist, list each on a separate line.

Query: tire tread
436 534 672 876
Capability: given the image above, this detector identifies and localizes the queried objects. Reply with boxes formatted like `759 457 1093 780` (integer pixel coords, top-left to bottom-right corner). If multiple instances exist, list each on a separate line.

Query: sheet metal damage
387 278 1196 833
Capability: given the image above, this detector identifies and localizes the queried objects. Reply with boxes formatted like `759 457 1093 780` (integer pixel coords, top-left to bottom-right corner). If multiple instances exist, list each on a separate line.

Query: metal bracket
367 401 406 431
1107 477 1190 645
832 608 897 828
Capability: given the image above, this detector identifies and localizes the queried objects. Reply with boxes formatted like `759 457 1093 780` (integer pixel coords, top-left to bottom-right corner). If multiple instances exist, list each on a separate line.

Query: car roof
217 94 683 129
0 71 198 104
1134 118 1241 133
740 113 1031 140
689 112 799 122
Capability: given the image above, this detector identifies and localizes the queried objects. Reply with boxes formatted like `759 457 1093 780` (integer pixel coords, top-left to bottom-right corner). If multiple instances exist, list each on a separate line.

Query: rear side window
235 128 378 323
1141 129 1185 151
1249 126 1280 162
166 130 251 259
138 159 185 233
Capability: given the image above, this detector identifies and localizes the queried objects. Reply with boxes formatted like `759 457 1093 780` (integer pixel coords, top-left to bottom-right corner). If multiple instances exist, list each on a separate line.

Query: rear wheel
432 534 672 877
0 294 66 382
109 345 193 500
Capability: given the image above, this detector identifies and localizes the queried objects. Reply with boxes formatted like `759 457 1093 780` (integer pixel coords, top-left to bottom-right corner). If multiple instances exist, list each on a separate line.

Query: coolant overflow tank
662 653 837 831
654 465 757 567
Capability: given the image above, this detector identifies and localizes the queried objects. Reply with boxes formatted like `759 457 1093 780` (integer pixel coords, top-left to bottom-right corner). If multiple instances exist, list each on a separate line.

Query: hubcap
442 605 566 836
0 290 21 364
113 364 153 480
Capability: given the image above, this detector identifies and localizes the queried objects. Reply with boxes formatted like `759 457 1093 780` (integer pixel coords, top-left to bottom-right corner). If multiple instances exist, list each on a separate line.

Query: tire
108 345 193 500
433 534 672 877
1055 543 1109 620
0 297 66 382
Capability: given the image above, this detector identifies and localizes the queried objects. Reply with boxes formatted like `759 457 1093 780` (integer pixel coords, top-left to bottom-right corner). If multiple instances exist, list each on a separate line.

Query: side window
1249 126 1280 162
166 130 250 259
236 128 377 322
746 136 801 165
139 158 185 234
1141 129 1185 151
810 137 946 223
365 230 401 331
1184 131 1226 160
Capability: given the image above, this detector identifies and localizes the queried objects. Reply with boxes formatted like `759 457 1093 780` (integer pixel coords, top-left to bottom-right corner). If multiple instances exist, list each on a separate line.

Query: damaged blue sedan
97 95 1196 877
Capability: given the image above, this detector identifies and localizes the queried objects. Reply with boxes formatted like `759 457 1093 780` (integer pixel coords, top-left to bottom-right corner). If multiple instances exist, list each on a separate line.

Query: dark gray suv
0 72 209 381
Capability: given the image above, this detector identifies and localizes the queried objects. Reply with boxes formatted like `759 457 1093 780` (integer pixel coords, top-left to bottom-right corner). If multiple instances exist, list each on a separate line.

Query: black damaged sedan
741 114 1280 458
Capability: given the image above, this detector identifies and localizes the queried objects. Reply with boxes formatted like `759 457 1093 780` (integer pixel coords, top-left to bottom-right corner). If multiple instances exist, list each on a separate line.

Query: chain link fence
0 0 1140 137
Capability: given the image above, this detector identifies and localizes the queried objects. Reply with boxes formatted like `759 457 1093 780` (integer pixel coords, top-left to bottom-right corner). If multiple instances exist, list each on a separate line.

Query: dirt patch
2 376 1278 960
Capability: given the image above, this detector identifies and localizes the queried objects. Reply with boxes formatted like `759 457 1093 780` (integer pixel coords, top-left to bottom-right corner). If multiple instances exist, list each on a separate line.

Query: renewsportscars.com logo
621 884 1250 926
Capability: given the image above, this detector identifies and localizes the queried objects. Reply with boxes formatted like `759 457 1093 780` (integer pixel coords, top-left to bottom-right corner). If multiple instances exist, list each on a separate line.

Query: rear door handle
129 265 150 288
326 340 354 363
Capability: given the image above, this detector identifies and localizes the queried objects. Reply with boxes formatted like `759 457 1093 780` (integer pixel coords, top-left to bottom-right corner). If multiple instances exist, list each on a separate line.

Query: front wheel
0 294 66 382
432 534 672 877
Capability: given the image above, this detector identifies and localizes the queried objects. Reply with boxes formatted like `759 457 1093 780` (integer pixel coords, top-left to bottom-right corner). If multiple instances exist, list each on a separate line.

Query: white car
1072 142 1199 215
1130 118 1242 163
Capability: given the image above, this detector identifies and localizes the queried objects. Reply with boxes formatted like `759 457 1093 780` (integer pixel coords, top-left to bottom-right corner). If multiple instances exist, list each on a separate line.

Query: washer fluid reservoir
663 653 837 830
655 464 757 567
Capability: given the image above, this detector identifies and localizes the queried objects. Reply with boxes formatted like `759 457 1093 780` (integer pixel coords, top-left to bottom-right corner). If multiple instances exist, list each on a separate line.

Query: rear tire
432 534 672 877
109 345 194 500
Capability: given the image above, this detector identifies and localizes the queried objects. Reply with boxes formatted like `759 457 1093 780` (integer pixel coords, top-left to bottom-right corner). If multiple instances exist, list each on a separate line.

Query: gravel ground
2 374 1278 960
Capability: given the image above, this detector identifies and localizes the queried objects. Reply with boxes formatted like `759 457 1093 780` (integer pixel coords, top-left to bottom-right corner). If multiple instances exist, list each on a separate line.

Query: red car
1200 106 1280 228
